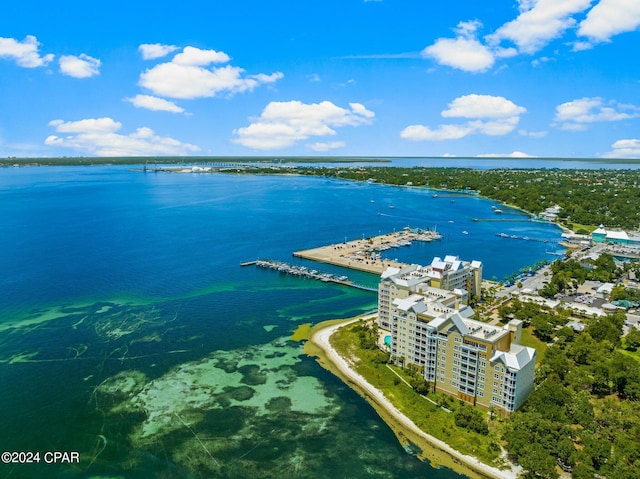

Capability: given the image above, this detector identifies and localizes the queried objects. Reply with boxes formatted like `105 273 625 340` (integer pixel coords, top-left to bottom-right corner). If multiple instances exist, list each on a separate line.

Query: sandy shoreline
307 316 521 479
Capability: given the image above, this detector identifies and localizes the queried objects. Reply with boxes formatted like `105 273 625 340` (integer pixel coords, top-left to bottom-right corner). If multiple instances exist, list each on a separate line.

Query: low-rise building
592 225 640 246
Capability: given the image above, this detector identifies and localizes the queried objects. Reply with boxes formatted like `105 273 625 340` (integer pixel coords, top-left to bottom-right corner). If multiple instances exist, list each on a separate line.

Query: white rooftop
607 231 629 240
491 344 536 372
593 224 607 235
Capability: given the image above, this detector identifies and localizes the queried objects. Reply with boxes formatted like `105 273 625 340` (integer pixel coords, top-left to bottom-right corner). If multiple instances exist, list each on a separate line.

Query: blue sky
1 0 639 159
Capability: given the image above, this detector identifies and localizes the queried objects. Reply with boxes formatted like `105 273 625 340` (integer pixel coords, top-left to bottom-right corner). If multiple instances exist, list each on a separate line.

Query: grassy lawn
519 327 548 364
571 222 598 233
330 321 505 466
618 348 640 362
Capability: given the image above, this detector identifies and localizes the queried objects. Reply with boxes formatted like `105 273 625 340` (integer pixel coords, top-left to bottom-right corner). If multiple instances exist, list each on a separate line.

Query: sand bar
294 229 441 275
306 316 520 479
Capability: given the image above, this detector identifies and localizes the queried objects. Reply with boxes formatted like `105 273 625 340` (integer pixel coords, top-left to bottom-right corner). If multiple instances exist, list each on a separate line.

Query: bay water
0 165 563 478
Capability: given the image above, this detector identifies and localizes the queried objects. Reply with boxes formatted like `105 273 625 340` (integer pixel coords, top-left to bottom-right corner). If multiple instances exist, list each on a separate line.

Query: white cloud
172 46 230 65
421 0 637 72
468 117 521 135
493 47 519 58
578 0 640 44
125 94 185 113
307 141 346 151
401 94 526 141
49 118 121 134
0 35 54 68
442 94 526 118
476 151 533 158
486 0 592 54
139 46 283 99
519 129 548 138
422 38 494 73
601 139 640 158
531 56 554 67
232 100 374 150
572 41 595 51
400 124 473 141
139 43 179 60
553 97 640 130
349 102 375 119
45 117 200 156
59 54 101 78
422 21 495 72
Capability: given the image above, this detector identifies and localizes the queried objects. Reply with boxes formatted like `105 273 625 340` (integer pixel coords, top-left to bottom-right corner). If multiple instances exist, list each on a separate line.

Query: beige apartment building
378 255 482 330
380 258 536 413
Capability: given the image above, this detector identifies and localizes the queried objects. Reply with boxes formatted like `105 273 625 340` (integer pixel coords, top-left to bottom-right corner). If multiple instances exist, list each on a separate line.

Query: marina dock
241 259 377 292
292 228 441 275
495 232 558 244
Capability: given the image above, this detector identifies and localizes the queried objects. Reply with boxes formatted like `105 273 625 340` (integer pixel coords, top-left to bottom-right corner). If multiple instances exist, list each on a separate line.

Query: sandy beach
307 316 521 479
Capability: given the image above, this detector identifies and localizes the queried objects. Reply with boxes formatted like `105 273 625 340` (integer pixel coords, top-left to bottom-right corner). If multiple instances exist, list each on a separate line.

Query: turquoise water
0 165 563 478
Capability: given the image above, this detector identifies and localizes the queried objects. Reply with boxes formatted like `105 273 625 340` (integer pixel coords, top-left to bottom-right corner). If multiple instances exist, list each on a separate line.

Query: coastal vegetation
330 320 505 467
495 256 640 477
331 312 640 479
497 299 570 343
506 315 640 479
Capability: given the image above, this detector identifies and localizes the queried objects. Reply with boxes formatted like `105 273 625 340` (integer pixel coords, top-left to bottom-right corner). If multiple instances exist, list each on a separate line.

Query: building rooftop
607 231 630 240
382 264 432 287
393 295 456 319
593 224 607 235
491 343 536 372
460 317 509 343
416 306 511 344
382 256 482 287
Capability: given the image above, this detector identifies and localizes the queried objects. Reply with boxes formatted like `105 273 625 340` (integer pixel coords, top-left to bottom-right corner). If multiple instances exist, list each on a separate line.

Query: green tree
453 404 489 435
624 328 640 351
409 375 431 395
540 342 570 381
587 312 623 347
532 316 555 342
518 444 559 479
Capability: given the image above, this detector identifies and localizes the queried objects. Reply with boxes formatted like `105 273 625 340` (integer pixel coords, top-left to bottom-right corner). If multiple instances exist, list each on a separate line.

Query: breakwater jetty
241 260 377 292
